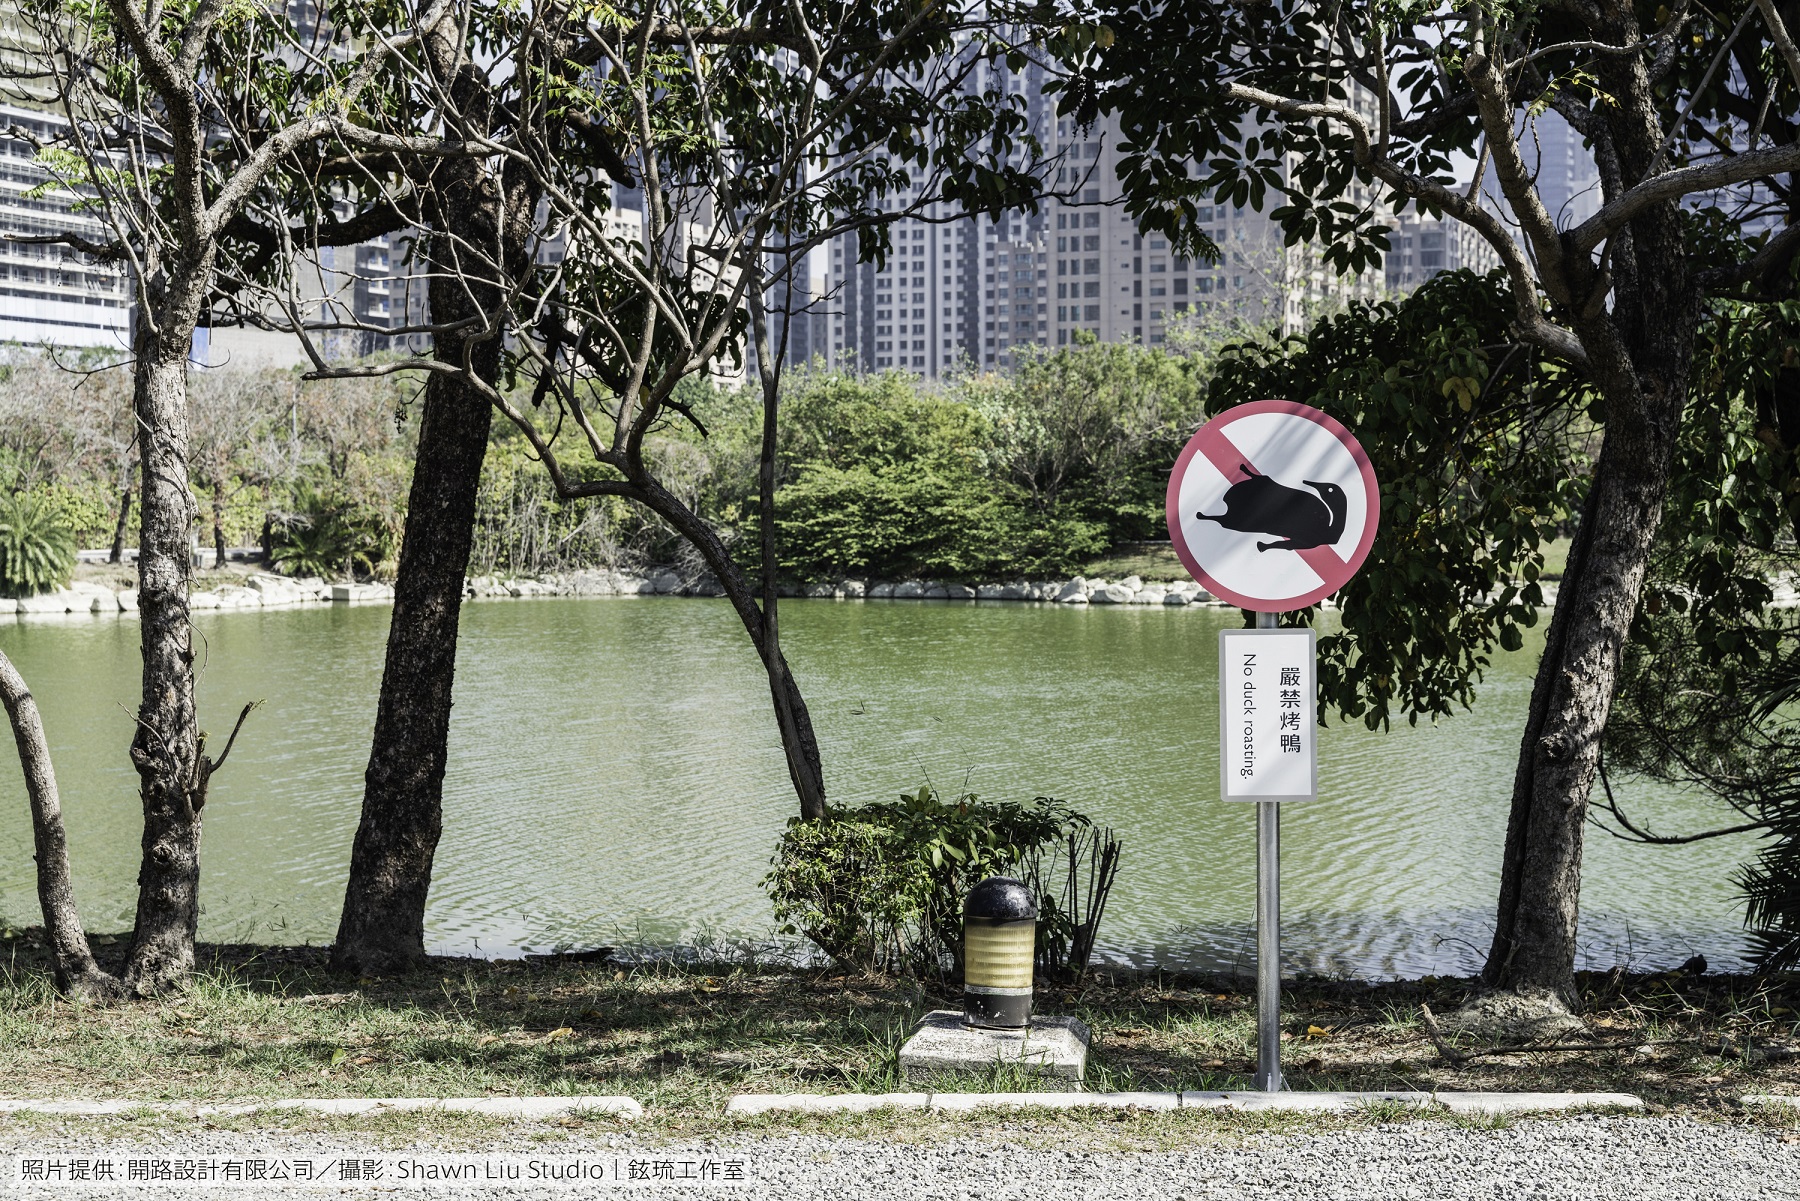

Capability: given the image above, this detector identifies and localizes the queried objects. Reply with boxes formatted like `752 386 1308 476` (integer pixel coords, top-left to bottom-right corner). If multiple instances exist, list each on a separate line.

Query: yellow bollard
962 877 1036 1029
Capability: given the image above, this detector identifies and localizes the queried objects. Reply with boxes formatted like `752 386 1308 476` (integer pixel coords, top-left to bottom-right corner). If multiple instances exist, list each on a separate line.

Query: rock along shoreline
4 570 1223 616
7 567 1573 617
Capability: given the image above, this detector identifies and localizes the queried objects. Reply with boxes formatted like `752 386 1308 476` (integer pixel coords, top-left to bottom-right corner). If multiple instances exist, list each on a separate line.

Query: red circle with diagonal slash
1165 399 1380 613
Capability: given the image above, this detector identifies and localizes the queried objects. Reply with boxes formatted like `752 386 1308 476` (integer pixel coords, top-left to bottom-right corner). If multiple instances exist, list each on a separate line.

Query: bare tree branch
1571 141 1800 253
1756 0 1800 89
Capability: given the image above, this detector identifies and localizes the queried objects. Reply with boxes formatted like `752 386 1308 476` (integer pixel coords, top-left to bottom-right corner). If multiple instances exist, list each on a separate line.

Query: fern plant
0 491 76 597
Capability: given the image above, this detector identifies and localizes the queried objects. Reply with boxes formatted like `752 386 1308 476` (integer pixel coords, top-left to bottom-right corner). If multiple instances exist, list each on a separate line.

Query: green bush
761 815 927 973
774 465 1106 581
747 362 1191 582
764 785 1121 981
779 372 993 475
966 337 1207 546
269 486 394 580
0 491 76 597
38 486 113 550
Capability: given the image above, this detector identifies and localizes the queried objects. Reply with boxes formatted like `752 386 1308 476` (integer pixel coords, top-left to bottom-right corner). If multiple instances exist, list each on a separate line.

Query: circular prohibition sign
1165 399 1381 613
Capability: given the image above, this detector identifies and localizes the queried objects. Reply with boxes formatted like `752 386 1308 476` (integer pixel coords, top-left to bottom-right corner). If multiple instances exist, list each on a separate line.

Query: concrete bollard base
897 1009 1090 1084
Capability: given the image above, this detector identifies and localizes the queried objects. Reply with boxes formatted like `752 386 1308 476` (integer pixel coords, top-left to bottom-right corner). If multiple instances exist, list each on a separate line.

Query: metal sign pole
1253 609 1282 1092
1169 400 1376 1097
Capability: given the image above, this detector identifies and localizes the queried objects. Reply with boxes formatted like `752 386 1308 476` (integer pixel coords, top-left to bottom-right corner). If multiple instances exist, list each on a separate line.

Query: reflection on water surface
0 597 1754 976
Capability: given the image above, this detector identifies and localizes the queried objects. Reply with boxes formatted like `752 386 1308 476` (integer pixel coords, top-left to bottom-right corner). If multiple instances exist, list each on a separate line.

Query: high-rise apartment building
1385 213 1502 292
1046 108 1390 348
0 100 131 349
818 54 1055 378
818 75 1398 379
0 5 131 350
820 206 1055 377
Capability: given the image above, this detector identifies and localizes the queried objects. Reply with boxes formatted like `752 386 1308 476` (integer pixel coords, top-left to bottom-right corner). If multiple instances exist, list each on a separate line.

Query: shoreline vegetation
0 930 1789 1132
3 355 1224 603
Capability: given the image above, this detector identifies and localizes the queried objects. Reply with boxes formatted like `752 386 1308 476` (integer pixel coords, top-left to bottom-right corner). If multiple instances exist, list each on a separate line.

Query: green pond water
0 597 1761 977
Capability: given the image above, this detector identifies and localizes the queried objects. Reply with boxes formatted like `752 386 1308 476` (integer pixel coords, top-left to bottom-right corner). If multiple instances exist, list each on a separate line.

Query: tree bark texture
331 51 523 975
329 368 493 974
765 655 827 820
0 651 123 1001
1481 41 1701 1003
124 268 214 996
1481 424 1677 1003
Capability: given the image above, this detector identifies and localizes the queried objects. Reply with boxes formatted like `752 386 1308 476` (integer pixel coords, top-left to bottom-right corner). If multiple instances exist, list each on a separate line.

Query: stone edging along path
0 1090 1681 1122
723 1090 1645 1117
0 1098 641 1120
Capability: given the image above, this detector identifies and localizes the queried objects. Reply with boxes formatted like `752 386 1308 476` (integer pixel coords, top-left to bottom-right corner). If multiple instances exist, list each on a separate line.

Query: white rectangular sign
1219 627 1317 802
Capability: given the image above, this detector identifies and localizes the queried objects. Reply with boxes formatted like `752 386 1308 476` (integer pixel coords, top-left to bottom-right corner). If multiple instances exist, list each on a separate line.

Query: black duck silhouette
1196 465 1348 552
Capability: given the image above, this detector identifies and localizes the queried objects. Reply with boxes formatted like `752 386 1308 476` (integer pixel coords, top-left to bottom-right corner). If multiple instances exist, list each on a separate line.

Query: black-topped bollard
962 876 1036 1029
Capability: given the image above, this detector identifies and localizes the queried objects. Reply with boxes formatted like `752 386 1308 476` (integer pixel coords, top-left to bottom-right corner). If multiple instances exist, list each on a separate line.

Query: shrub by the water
746 358 1196 582
764 785 1121 981
268 486 396 580
774 466 1105 581
0 491 76 597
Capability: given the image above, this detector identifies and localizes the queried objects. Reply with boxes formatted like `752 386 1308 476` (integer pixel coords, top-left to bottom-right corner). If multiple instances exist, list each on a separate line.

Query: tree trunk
331 54 509 973
765 654 827 820
123 325 209 996
212 490 227 570
108 477 132 565
0 651 123 1001
1477 82 1699 1013
329 369 493 974
632 476 829 820
1479 430 1672 1006
751 285 826 820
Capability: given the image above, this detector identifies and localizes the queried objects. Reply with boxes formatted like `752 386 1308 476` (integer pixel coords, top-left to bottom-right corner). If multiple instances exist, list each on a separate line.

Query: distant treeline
3 334 1222 585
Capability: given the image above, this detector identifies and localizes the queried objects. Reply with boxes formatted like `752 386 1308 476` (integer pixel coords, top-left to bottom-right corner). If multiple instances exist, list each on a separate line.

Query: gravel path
0 1115 1791 1199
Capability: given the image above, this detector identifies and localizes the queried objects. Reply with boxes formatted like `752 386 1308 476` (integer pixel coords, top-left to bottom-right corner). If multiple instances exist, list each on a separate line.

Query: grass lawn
1538 537 1572 581
0 931 1793 1145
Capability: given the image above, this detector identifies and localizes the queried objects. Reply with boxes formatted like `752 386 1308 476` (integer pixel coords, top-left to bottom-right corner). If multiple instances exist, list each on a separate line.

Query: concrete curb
0 1097 640 1120
723 1090 1644 1117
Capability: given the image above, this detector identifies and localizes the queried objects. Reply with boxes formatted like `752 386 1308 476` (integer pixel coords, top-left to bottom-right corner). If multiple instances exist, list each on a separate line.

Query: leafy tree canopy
1207 269 1593 728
